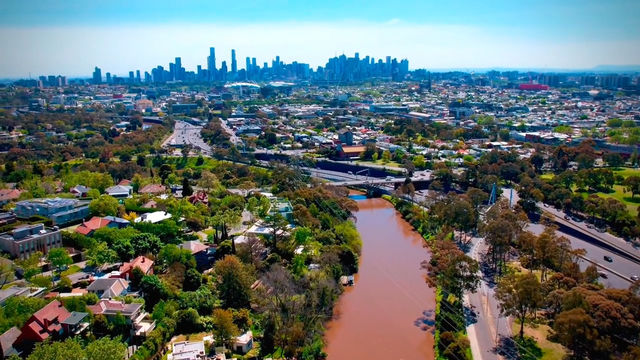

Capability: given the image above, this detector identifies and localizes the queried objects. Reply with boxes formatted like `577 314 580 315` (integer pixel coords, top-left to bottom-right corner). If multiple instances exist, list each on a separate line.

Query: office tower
106 72 111 84
231 49 237 74
175 57 183 81
144 71 152 83
136 70 141 83
129 71 135 83
245 57 251 79
220 61 228 81
92 66 102 84
251 57 257 69
207 47 216 81
169 63 175 81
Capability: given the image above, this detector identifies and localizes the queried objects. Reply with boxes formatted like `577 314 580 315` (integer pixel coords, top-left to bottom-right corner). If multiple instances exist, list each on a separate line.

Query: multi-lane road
164 120 212 155
503 188 640 288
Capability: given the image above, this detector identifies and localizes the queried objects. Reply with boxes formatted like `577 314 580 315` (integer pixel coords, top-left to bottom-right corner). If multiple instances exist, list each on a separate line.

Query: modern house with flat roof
0 224 62 259
14 198 89 225
170 340 206 360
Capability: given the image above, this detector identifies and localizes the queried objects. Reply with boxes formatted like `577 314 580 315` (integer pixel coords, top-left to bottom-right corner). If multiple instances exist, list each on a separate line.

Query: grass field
513 322 567 360
590 184 640 213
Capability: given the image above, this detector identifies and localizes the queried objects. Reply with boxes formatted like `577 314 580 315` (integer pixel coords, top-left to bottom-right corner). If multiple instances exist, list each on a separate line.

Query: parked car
598 271 608 279
631 275 639 281
604 256 613 263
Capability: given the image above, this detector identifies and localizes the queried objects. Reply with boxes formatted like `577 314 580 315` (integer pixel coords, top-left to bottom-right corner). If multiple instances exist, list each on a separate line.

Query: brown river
324 197 436 360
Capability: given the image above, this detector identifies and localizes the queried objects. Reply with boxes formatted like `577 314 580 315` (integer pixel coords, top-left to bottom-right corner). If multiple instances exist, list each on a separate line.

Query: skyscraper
207 47 216 81
106 72 111 84
231 49 237 74
245 57 251 79
136 70 141 83
175 57 183 81
92 66 102 84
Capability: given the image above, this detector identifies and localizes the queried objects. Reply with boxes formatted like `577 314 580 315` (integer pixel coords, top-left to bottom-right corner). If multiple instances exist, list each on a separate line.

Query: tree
85 336 127 360
183 268 202 292
530 152 544 173
381 150 392 163
554 308 598 359
89 194 120 216
182 176 193 197
130 233 163 257
15 251 43 280
47 248 72 273
27 338 85 360
140 275 170 310
198 170 222 194
212 308 240 350
86 242 118 267
424 239 479 299
603 152 624 168
0 257 14 288
176 308 201 334
624 176 640 198
495 272 543 339
214 255 253 309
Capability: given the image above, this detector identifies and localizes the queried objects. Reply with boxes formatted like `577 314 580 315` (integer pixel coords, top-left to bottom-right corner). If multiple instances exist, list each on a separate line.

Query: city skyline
1 1 640 78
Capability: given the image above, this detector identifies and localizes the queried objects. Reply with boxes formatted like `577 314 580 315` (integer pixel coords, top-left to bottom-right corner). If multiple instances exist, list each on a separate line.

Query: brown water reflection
324 198 436 360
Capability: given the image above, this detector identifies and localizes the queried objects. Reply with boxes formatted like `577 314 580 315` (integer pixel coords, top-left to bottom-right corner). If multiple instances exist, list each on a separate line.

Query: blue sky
0 0 639 77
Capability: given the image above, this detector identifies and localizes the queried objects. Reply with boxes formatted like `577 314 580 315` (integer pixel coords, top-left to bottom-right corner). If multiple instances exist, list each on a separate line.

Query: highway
164 120 212 155
503 188 640 288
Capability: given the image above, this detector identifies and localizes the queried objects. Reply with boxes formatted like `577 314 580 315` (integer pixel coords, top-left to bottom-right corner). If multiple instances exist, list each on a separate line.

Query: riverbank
324 197 436 360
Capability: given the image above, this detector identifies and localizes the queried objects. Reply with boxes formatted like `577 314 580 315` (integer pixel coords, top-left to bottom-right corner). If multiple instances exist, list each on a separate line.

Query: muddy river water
324 197 436 359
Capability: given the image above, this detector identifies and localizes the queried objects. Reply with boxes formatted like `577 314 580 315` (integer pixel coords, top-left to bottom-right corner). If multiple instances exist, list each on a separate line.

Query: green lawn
576 184 640 214
513 322 567 360
355 159 403 168
61 265 81 277
540 173 554 180
613 167 640 178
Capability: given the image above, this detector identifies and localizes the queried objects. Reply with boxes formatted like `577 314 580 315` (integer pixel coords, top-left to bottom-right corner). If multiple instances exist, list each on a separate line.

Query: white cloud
0 21 638 77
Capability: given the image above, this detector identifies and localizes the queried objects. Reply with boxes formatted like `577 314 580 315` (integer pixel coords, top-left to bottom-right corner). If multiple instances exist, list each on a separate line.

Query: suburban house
134 211 172 224
0 224 62 260
335 144 366 159
75 215 130 236
179 240 215 271
87 300 155 337
138 184 166 195
119 256 154 280
75 216 113 236
69 185 90 198
169 340 206 360
103 216 130 228
187 191 208 205
234 331 254 354
338 129 354 145
0 189 22 206
86 278 129 299
0 286 46 306
60 311 89 336
105 185 133 199
0 326 21 358
16 300 71 345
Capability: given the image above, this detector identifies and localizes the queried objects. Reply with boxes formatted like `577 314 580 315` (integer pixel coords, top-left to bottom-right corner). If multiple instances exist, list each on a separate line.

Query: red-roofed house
118 179 132 186
138 184 166 195
16 300 70 345
119 256 154 280
0 189 22 206
75 216 112 236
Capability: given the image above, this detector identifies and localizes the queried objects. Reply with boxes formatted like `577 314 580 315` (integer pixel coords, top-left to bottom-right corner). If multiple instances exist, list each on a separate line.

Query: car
604 256 613 262
598 271 608 279
564 215 570 220
586 224 595 229
631 275 639 282
597 227 607 233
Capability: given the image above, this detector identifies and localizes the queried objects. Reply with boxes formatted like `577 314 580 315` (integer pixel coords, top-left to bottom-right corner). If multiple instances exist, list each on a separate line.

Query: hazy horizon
1 0 639 78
